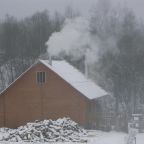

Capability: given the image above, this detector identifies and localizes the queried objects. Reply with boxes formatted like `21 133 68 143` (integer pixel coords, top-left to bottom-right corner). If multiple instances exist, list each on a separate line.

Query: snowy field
0 130 143 144
87 130 144 144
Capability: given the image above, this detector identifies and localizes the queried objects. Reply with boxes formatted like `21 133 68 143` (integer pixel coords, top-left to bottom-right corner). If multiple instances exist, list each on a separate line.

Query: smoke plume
46 17 100 64
46 16 118 64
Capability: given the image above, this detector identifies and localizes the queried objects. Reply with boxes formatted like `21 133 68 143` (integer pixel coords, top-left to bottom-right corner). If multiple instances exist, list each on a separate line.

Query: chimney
84 54 88 77
49 54 52 65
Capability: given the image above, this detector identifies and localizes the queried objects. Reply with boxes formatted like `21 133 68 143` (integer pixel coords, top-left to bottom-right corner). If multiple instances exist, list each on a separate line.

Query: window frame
36 71 46 84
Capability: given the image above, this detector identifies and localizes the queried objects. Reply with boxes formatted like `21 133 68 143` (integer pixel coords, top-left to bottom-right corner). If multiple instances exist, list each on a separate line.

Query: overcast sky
0 0 144 20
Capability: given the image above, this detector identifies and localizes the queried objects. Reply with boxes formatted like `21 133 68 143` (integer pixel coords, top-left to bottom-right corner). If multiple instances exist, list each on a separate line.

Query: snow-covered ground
136 133 144 144
88 130 144 144
88 130 127 144
0 130 143 144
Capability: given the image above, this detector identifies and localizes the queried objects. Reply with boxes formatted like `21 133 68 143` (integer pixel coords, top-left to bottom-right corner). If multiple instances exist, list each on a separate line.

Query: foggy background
0 0 144 19
0 0 144 133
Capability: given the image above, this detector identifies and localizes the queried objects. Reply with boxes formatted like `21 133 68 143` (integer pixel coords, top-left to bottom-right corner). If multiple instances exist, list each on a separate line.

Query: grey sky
0 0 144 19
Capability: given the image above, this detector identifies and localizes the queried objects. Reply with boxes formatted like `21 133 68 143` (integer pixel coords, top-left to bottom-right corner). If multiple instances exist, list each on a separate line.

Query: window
37 72 46 84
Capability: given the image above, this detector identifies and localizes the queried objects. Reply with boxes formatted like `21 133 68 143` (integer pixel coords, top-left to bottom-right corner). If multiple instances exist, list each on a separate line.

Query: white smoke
46 17 100 64
46 16 118 64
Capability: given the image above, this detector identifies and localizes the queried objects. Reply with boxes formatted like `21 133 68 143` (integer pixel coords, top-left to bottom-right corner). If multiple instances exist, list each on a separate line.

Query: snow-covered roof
40 60 107 100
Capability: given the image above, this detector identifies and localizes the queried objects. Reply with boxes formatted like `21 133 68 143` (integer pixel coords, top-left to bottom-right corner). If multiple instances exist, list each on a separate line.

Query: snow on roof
40 60 107 100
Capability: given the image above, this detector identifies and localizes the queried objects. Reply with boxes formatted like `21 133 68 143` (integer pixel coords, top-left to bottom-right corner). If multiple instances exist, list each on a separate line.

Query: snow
136 133 144 144
0 118 87 143
0 130 144 144
87 130 143 144
88 130 127 144
40 60 107 99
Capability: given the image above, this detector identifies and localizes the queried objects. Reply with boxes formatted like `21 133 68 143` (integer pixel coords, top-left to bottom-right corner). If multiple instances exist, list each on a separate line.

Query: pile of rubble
0 118 87 142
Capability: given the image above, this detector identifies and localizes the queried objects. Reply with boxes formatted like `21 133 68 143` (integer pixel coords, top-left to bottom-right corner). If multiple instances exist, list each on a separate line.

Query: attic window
37 72 46 84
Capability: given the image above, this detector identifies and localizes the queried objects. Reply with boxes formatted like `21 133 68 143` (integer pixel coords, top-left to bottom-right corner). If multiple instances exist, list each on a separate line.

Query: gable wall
0 63 90 128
